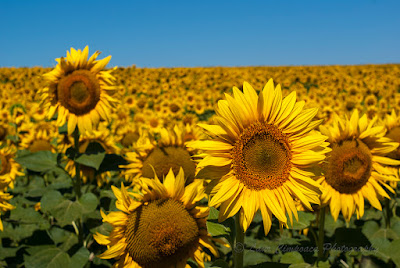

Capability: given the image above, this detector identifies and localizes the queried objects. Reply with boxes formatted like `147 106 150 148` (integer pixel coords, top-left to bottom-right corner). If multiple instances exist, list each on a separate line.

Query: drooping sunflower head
121 124 202 185
40 46 118 135
94 168 218 268
189 79 330 234
318 110 400 222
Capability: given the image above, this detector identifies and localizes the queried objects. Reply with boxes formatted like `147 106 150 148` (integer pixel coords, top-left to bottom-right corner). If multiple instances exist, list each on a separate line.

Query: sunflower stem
317 207 326 264
234 213 244 268
73 128 82 199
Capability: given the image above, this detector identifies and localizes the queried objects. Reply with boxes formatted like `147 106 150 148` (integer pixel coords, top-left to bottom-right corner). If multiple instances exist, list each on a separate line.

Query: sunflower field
1 46 400 268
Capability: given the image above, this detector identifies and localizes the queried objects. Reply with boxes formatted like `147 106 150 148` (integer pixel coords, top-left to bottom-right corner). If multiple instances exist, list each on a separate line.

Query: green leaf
69 247 90 268
49 227 78 251
280 251 304 264
0 245 22 259
25 176 47 197
41 190 83 227
206 221 231 236
288 211 315 230
16 150 58 172
244 249 271 266
41 190 64 213
24 246 71 268
387 239 400 266
75 152 105 170
52 200 83 227
362 221 380 240
208 207 219 221
210 259 230 268
79 193 99 213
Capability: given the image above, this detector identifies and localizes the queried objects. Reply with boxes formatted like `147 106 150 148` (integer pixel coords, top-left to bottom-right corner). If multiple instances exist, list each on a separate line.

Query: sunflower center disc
57 69 100 115
0 154 10 175
325 139 372 194
232 122 292 190
125 198 199 268
121 132 139 147
28 140 53 152
386 126 400 160
142 147 196 184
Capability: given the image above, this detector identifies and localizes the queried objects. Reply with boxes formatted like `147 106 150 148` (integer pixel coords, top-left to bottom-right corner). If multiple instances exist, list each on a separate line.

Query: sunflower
0 191 15 231
65 125 120 186
40 46 118 135
318 110 400 222
188 80 329 234
19 122 58 153
0 147 24 189
121 124 203 185
94 168 218 268
382 110 400 188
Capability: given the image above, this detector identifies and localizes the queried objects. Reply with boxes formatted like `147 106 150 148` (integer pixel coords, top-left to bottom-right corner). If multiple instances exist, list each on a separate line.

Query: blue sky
1 0 399 67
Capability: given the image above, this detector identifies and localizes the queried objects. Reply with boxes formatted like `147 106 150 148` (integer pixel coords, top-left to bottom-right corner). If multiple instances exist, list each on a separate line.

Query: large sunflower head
188 79 330 234
121 124 203 185
94 168 218 268
318 110 400 222
0 191 15 231
40 46 118 135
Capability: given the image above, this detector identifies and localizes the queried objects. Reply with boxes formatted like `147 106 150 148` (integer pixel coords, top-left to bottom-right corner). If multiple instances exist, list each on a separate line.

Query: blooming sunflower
0 191 15 231
121 124 203 185
40 46 118 135
94 168 218 268
64 125 120 186
188 80 329 234
19 122 58 153
0 147 24 189
318 110 400 222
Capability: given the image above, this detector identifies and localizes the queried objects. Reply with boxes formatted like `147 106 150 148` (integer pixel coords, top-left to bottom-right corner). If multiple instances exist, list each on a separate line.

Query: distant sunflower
94 168 218 268
188 80 329 234
0 147 23 189
19 123 58 153
0 191 15 231
319 110 400 222
121 124 203 185
40 46 118 135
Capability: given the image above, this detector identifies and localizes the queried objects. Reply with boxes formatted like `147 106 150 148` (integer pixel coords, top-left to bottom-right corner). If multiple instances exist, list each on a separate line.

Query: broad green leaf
52 200 83 227
244 249 271 266
75 152 105 170
79 193 99 213
40 190 64 213
0 245 22 259
210 259 230 268
24 246 71 268
206 221 231 236
288 211 315 230
280 251 304 264
69 247 90 268
16 150 58 172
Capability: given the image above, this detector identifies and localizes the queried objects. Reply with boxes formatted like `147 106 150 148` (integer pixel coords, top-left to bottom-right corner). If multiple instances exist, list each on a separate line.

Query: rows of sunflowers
0 46 400 267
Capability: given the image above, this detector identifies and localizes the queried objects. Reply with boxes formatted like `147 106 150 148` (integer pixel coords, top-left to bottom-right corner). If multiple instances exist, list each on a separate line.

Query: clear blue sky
1 0 399 67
